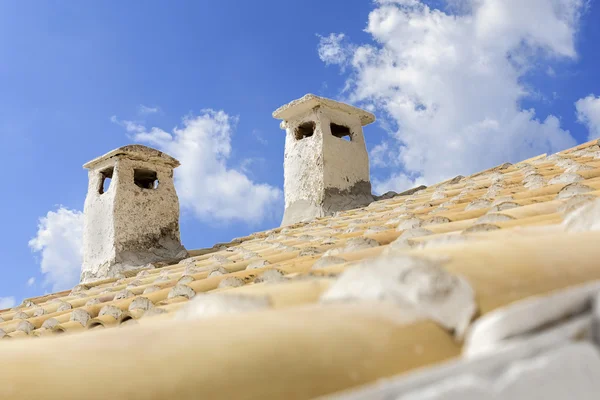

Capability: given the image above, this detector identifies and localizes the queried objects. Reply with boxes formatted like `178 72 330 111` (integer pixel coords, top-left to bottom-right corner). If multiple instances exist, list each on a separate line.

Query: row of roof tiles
2 140 600 398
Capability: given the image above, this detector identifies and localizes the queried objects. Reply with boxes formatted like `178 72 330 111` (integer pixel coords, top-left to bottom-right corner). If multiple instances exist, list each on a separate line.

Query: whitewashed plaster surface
277 95 375 226
82 145 187 282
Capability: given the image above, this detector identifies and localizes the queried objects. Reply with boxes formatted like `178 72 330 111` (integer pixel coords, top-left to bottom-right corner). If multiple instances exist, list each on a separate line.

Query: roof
83 144 181 170
3 139 600 399
273 93 376 126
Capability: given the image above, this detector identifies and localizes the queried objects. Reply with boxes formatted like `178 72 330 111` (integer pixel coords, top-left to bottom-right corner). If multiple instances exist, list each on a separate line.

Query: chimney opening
134 169 159 190
330 123 352 141
294 121 316 140
98 167 114 195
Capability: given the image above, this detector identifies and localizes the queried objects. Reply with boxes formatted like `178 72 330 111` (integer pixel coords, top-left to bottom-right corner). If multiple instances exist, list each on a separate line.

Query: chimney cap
273 94 375 126
83 144 180 170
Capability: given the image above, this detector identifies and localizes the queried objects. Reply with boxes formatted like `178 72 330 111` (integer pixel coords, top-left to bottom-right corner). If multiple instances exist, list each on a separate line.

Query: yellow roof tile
3 140 600 399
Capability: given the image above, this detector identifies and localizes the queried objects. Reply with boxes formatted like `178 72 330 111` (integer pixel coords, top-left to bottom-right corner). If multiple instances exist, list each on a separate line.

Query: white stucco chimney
81 145 187 283
273 94 376 226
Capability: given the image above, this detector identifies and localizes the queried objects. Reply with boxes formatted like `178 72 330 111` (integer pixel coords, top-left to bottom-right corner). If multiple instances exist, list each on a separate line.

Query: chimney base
281 180 374 226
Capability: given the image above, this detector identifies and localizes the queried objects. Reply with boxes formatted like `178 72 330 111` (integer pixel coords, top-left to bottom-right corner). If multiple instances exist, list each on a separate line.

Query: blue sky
1 0 600 306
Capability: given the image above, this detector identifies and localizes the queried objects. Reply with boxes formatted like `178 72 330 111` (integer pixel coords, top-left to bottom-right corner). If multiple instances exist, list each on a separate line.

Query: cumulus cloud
575 94 600 140
28 207 83 291
27 277 36 287
115 110 283 223
0 297 16 309
318 0 585 192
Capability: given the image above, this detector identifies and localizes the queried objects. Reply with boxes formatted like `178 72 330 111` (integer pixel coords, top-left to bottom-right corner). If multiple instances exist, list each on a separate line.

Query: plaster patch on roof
175 294 272 321
555 158 577 168
418 234 470 249
523 174 545 189
114 290 135 301
465 199 492 211
128 297 154 312
184 265 209 275
321 254 476 338
246 259 271 270
242 251 260 260
383 237 416 254
463 224 500 233
178 275 195 285
440 200 457 208
548 173 583 185
423 216 451 226
312 256 347 270
464 281 600 357
167 284 196 300
99 305 123 320
365 226 389 234
394 342 600 400
143 285 160 294
398 217 423 231
324 237 380 256
208 267 229 277
41 318 59 330
431 191 447 201
154 275 170 283
477 213 515 224
209 254 231 264
563 199 600 232
218 277 246 289
255 269 285 284
321 237 338 245
32 307 46 317
557 183 593 199
13 311 28 320
70 309 91 327
491 199 517 210
56 301 72 312
299 247 322 257
17 320 34 334
565 163 594 173
400 228 434 240
126 279 142 289
559 194 597 214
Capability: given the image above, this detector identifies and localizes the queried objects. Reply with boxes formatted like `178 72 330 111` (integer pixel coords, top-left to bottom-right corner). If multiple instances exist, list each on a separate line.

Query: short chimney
81 145 187 282
273 94 375 226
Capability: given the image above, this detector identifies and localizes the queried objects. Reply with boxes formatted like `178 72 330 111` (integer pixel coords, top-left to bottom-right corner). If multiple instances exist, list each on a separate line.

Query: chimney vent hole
134 169 159 190
330 123 352 141
295 121 316 140
98 167 114 195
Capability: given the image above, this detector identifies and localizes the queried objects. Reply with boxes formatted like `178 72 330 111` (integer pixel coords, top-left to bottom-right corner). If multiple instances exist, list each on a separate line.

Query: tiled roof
3 139 600 399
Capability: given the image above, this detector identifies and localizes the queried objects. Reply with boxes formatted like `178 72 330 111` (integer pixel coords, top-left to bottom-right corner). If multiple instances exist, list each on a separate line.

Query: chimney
81 145 187 283
273 94 376 226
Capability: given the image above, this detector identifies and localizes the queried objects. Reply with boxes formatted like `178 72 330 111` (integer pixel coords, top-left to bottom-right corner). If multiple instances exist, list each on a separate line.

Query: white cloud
29 207 84 291
26 277 35 287
317 33 351 67
111 115 145 133
116 110 282 223
318 0 585 191
370 141 394 168
138 104 160 115
373 173 427 195
0 297 16 309
575 94 600 140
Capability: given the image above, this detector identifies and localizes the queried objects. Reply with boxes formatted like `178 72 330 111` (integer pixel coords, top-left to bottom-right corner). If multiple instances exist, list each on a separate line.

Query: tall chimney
273 94 376 226
81 145 187 282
